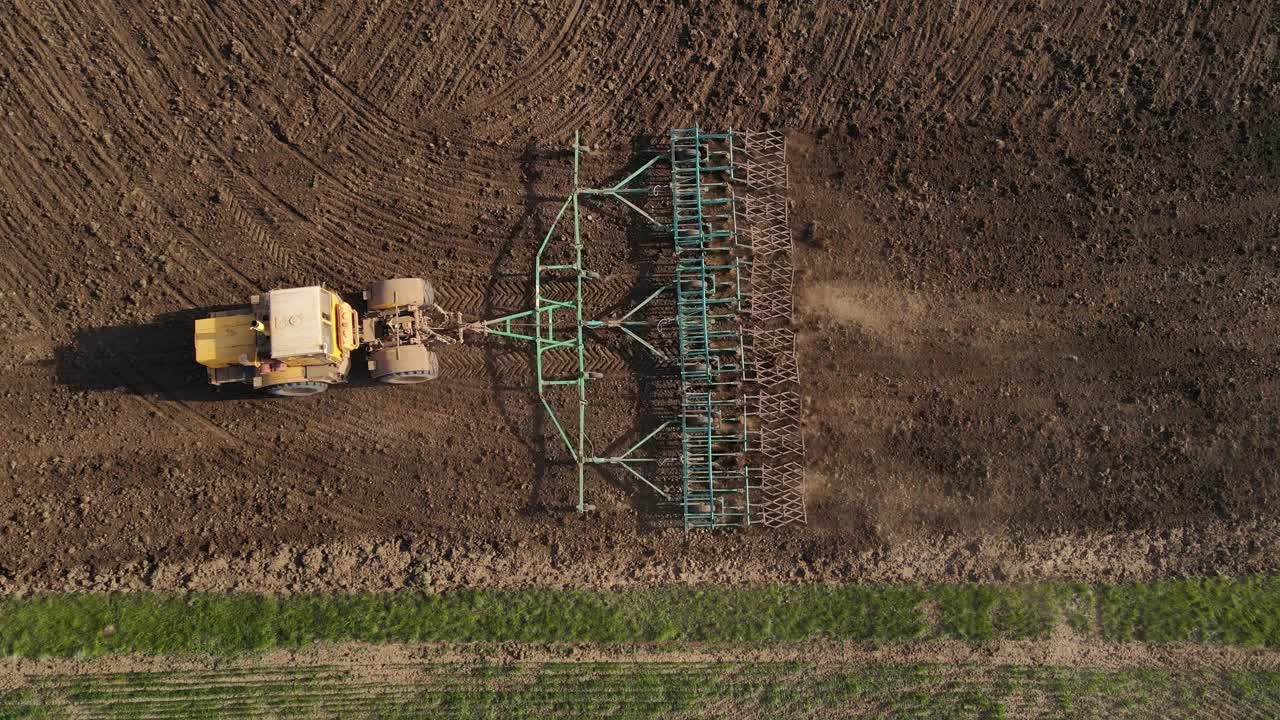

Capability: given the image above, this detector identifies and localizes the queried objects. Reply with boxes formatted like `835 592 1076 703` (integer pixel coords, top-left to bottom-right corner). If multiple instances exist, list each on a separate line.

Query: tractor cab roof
266 286 330 359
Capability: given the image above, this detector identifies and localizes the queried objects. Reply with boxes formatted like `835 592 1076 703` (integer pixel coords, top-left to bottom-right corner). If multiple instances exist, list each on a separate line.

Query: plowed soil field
0 0 1277 592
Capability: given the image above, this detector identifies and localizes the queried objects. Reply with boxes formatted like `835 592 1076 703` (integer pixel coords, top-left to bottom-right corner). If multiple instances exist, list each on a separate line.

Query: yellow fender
256 366 307 388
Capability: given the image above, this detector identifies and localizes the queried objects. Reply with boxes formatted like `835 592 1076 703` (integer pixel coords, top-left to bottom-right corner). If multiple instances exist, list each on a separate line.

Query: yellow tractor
194 278 442 396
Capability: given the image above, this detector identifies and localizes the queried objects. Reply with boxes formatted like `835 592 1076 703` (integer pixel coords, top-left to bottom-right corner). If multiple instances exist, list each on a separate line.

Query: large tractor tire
262 381 329 397
369 344 440 384
365 277 434 311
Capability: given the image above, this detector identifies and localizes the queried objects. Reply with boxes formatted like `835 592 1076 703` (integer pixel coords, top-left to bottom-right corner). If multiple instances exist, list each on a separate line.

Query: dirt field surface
0 0 1278 592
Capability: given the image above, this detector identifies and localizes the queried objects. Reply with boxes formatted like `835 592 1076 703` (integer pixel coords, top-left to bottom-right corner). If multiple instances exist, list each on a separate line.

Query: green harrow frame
464 128 805 529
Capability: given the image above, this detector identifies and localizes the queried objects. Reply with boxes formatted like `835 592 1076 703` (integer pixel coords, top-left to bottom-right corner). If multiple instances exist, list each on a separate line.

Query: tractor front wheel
262 381 329 397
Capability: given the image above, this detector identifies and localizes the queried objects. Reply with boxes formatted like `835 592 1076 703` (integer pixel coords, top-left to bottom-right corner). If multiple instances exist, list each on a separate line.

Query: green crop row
3 663 1279 719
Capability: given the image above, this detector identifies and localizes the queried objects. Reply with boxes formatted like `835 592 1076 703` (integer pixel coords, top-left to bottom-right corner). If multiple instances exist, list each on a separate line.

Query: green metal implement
464 132 668 513
670 127 755 528
460 128 805 529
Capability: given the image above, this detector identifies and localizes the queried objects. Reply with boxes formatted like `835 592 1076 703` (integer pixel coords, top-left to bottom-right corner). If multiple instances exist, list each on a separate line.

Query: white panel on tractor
267 286 328 359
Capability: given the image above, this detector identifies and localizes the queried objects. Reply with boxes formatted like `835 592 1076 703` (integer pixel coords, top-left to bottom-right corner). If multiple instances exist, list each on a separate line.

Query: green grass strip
2 577 1280 657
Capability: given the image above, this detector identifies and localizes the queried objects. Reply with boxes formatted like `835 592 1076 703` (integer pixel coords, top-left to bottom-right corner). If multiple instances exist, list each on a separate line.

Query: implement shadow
480 135 684 526
581 134 684 531
483 140 564 515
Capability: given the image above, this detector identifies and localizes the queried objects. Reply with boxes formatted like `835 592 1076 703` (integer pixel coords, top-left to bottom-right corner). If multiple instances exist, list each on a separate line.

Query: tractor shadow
51 308 385 402
53 309 246 402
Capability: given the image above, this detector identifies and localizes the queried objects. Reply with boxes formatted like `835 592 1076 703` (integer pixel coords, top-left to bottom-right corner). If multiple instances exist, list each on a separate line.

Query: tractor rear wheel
365 277 435 310
369 345 440 384
377 369 435 384
263 381 329 397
